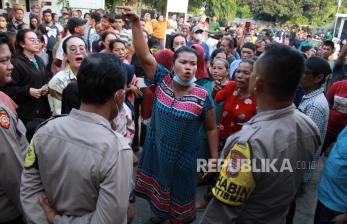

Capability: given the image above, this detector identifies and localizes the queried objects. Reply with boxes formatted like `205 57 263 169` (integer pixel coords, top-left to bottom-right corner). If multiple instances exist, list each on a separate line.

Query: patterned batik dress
135 64 214 223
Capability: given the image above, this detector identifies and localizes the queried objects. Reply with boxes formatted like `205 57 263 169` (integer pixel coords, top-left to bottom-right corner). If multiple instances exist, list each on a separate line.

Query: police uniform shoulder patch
212 141 256 206
24 139 37 168
0 110 10 129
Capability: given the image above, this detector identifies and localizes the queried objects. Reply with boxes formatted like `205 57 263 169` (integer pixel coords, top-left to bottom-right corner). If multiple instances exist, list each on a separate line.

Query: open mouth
75 56 84 63
184 71 192 77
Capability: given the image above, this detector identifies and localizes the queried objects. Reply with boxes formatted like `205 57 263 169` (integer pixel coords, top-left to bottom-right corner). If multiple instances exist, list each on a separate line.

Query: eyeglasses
27 38 40 43
68 46 86 54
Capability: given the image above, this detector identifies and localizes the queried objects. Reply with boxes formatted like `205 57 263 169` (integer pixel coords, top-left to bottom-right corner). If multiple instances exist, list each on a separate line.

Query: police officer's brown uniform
0 98 28 224
20 109 133 224
200 105 321 224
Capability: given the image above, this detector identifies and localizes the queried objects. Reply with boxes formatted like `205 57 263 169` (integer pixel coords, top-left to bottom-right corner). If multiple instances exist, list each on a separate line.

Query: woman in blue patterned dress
119 7 219 224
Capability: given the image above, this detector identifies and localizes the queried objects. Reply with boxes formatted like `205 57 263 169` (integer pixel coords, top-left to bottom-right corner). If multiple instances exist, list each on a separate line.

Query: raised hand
116 6 139 23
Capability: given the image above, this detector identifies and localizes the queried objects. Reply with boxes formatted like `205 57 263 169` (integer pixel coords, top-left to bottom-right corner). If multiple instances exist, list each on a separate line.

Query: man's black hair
301 45 312 53
256 43 305 100
42 9 52 16
90 12 101 23
103 14 115 23
323 40 334 50
77 53 127 105
114 14 123 21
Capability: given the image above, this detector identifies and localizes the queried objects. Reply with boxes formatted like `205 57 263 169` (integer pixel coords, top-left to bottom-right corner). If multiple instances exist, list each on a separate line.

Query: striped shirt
298 87 329 183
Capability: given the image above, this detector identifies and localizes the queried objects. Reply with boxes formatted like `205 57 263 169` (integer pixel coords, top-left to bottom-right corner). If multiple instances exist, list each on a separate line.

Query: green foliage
236 5 252 19
204 0 237 21
56 0 68 6
236 0 342 25
102 0 343 26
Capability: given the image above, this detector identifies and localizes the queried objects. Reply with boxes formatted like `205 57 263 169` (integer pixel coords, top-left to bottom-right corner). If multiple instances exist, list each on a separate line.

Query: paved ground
131 152 326 224
131 149 207 224
132 186 206 224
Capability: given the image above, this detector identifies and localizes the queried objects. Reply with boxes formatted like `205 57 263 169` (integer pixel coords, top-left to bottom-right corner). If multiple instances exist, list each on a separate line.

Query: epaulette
36 114 68 131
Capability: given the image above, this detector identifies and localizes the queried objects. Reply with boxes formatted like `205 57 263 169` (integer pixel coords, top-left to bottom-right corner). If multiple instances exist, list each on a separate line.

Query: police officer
20 53 133 224
200 44 321 224
0 33 28 224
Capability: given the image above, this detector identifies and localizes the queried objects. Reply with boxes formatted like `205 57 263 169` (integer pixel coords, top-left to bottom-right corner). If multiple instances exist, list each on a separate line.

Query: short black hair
114 14 123 21
90 12 101 23
301 45 312 53
109 39 126 51
42 9 52 16
77 53 127 105
173 46 199 63
0 32 10 47
256 43 305 100
103 13 115 23
62 35 86 54
170 34 187 52
15 29 35 51
323 40 334 50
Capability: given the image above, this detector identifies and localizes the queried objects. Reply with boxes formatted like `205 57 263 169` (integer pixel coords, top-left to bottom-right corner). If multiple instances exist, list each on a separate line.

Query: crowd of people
0 3 346 224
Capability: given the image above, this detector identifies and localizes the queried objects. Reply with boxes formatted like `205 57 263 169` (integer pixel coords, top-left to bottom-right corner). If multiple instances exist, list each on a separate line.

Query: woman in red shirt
215 59 256 150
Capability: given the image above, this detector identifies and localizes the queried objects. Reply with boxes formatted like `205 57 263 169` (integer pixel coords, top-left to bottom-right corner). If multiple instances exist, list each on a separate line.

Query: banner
166 0 189 14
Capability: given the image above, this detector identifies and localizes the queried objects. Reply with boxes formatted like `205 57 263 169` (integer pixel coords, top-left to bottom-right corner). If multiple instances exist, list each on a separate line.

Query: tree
236 5 252 19
237 0 341 25
204 0 237 22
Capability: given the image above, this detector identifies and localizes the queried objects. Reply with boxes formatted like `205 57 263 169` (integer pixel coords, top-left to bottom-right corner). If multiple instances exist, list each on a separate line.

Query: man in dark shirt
8 8 25 32
42 9 61 71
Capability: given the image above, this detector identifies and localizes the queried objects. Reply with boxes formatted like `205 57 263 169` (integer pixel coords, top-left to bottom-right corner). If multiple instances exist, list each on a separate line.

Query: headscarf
154 49 174 71
191 44 209 80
